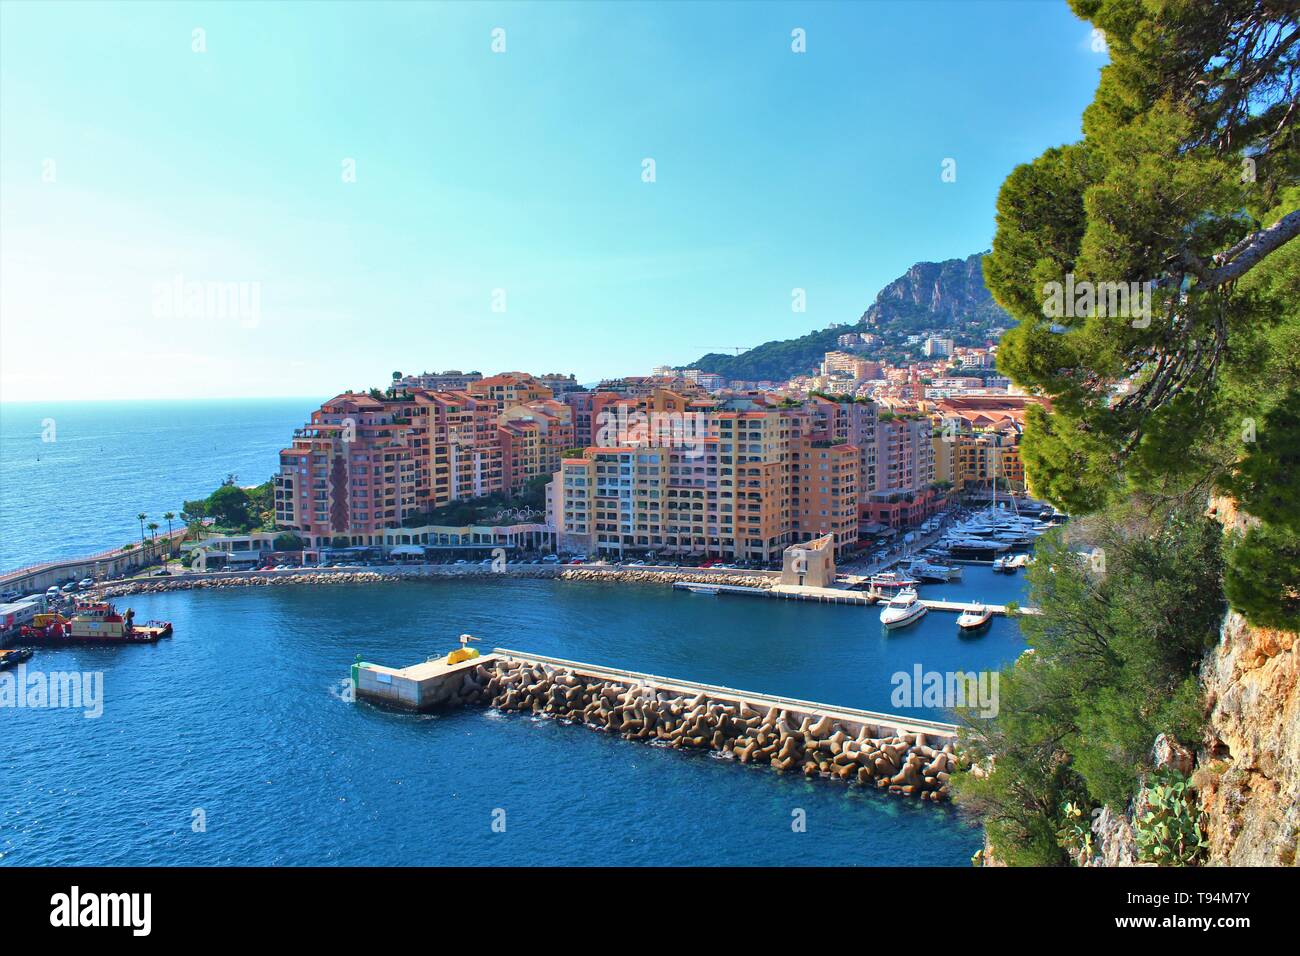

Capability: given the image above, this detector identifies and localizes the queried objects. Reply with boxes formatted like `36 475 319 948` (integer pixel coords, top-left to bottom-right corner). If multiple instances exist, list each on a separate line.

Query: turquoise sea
0 401 1030 866
0 399 320 572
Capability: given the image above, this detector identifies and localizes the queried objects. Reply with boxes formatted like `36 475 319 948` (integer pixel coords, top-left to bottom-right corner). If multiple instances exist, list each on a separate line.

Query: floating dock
352 647 962 801
671 580 1035 615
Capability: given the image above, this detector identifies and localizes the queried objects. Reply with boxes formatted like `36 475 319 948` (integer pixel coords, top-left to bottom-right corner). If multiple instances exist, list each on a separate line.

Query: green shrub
1134 770 1208 866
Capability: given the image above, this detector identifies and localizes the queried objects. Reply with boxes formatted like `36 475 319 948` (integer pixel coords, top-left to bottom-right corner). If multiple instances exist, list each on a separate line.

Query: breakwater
93 565 774 598
355 650 962 802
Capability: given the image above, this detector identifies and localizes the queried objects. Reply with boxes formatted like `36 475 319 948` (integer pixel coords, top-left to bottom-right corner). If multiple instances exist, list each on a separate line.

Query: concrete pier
353 647 962 801
670 580 1035 615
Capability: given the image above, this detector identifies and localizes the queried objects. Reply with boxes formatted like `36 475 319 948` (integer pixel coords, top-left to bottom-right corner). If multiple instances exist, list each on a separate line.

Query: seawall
93 565 776 598
354 649 963 802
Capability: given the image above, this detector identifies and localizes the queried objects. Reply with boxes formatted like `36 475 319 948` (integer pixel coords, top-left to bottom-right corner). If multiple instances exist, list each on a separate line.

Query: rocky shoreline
94 566 774 599
449 657 960 801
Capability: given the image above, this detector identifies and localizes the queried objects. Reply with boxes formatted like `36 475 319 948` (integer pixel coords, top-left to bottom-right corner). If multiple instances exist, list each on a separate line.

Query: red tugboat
16 599 172 646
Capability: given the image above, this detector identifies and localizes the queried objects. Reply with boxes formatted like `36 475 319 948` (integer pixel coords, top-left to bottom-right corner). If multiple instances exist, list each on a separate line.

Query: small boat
675 582 721 595
880 588 927 630
906 560 952 584
1008 554 1029 570
869 571 920 590
956 604 993 633
0 647 34 670
992 556 1010 572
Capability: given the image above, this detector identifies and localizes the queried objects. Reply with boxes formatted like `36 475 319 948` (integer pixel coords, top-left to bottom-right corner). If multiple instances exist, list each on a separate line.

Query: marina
2 578 1009 865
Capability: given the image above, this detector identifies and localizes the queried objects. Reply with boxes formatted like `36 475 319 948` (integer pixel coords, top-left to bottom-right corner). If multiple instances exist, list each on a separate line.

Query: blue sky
0 0 1105 400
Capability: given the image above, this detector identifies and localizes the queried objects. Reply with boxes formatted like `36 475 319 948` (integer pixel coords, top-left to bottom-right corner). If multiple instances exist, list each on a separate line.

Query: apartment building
277 385 565 541
499 400 575 490
862 415 940 529
274 393 421 540
555 398 896 559
790 437 858 553
394 369 483 391
466 372 554 412
933 422 1026 491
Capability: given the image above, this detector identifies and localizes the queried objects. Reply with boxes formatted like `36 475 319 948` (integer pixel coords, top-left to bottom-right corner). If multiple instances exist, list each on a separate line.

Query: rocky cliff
1198 610 1298 864
1197 497 1300 866
861 253 1008 330
1079 498 1300 867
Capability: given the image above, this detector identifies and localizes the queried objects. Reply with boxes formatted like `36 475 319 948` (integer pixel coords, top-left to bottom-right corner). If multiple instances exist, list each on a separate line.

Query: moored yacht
880 587 927 629
957 603 994 632
908 558 962 583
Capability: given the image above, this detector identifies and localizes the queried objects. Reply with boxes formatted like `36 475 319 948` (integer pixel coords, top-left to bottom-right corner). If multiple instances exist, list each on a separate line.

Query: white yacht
957 603 994 632
908 558 963 583
880 587 927 629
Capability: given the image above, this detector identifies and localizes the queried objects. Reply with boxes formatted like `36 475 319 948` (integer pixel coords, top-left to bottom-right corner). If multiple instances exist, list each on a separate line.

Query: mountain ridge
686 252 1009 382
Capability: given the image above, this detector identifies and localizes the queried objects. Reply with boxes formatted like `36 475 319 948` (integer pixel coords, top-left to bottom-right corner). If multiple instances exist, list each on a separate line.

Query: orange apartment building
557 404 864 560
277 385 572 541
466 372 554 413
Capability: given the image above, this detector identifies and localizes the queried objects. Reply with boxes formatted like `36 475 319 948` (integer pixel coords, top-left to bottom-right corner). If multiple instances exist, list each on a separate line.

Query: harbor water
1 571 1029 866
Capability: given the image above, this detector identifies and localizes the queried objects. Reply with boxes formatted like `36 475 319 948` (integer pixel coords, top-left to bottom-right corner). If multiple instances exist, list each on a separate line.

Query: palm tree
163 512 175 555
137 513 147 543
147 522 159 560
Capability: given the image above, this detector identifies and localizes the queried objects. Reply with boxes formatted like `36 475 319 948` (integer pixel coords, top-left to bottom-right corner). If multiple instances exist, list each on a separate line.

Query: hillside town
263 344 1044 566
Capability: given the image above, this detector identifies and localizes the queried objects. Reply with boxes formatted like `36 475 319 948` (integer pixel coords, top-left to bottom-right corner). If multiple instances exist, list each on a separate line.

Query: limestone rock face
1087 805 1140 867
1199 608 1300 866
1196 495 1300 867
1152 733 1194 777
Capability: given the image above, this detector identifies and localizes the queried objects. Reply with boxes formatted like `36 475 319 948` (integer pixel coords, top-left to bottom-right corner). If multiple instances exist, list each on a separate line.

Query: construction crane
695 345 752 355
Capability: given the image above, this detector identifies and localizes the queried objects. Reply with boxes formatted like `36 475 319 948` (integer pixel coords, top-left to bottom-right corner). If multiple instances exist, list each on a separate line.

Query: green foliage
190 478 275 533
1134 770 1209 866
689 326 846 381
983 0 1299 630
1223 523 1300 632
953 498 1224 863
1056 801 1098 863
273 532 305 552
401 477 550 529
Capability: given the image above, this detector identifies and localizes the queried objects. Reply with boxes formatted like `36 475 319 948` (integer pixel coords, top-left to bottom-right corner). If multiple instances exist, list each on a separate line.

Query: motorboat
880 588 927 630
956 603 993 633
945 537 1011 560
868 571 920 590
908 559 962 584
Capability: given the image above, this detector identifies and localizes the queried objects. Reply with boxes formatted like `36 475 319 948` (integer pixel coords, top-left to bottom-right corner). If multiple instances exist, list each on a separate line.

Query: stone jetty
354 650 962 802
94 565 774 599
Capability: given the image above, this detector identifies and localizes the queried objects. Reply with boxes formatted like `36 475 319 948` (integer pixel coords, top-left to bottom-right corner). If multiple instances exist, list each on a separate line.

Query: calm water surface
1 572 1028 866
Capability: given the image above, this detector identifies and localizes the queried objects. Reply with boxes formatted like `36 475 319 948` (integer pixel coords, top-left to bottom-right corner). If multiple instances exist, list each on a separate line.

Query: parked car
78 578 95 589
153 569 172 576
541 555 560 564
46 585 62 596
